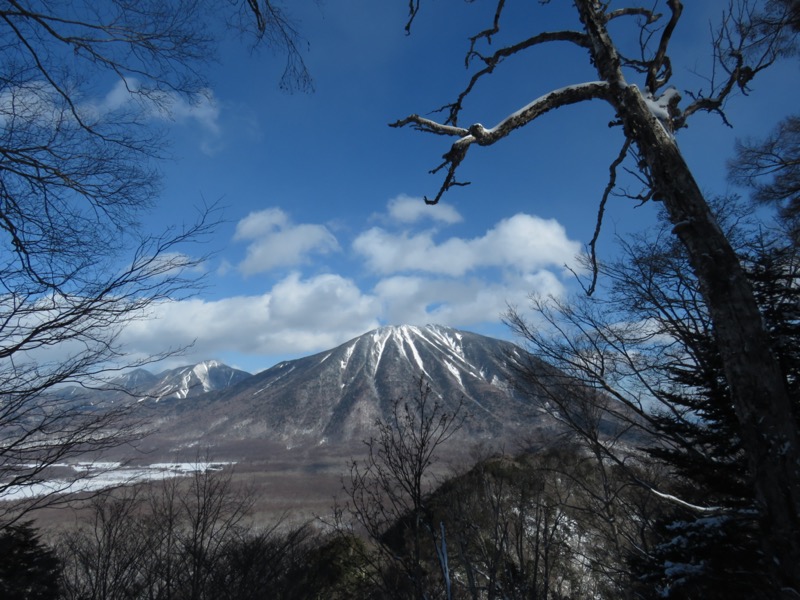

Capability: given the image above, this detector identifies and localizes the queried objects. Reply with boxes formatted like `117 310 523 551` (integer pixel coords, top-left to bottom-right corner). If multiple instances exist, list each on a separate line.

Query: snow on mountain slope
45 361 253 412
154 325 556 448
149 360 252 401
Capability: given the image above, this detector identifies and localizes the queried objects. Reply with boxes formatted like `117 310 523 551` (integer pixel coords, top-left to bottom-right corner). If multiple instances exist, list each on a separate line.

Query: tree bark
576 2 800 596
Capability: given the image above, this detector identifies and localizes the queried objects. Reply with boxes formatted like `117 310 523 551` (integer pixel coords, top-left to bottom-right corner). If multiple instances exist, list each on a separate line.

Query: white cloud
353 213 581 276
216 259 233 276
119 272 380 362
0 78 221 140
63 78 223 156
233 208 340 275
0 79 223 158
234 207 289 238
97 79 136 113
165 90 220 134
147 251 207 276
0 81 63 126
386 194 463 225
95 79 221 134
114 202 583 370
115 269 565 372
374 271 566 326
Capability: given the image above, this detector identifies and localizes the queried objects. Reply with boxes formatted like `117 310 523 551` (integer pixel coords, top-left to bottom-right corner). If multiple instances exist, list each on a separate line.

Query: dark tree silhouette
731 115 800 242
0 521 61 600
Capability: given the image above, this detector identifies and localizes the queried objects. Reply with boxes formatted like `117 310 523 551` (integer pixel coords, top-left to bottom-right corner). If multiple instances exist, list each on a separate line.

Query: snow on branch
388 116 469 138
391 81 610 204
475 81 610 142
605 7 660 23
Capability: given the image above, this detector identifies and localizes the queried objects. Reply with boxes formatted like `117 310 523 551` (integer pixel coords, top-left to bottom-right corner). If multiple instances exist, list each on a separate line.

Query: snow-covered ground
0 461 233 502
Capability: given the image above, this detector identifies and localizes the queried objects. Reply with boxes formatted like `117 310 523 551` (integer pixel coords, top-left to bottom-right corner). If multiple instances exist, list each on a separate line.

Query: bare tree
447 450 610 599
58 464 304 600
0 1 312 520
235 0 314 92
505 198 800 596
341 378 464 600
393 2 800 593
0 0 310 301
0 209 216 521
731 115 800 244
170 466 253 600
58 485 148 600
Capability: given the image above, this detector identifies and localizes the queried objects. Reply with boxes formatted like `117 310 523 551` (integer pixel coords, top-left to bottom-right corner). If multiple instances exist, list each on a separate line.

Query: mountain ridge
145 324 555 454
54 360 253 406
148 360 252 401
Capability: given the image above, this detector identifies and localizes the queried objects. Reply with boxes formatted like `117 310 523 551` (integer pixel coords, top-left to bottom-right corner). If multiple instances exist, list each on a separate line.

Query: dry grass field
14 436 486 539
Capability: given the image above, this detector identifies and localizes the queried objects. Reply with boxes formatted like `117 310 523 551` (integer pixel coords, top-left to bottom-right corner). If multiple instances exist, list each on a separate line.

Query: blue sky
111 2 799 373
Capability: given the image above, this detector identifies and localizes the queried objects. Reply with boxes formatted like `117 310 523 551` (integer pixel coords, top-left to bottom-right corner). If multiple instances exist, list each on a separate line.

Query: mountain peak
162 325 550 447
370 323 457 337
367 324 462 348
152 360 251 401
195 359 223 370
354 324 469 377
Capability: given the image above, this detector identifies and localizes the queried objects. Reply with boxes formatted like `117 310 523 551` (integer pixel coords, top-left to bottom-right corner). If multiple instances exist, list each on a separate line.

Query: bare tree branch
587 138 632 296
645 0 682 92
441 29 590 126
730 115 800 224
393 82 610 205
0 0 312 524
241 1 313 92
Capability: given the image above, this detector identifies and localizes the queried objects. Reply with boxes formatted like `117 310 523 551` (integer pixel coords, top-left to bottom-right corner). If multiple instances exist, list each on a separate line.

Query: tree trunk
633 94 800 597
577 2 800 596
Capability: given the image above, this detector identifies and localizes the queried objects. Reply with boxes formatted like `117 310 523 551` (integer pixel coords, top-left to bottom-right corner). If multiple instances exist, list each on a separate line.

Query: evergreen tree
626 223 800 597
0 522 61 600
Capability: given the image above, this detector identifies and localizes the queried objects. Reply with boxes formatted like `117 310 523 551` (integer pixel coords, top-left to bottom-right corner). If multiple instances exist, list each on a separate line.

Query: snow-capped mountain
147 360 252 401
53 361 253 406
150 325 555 450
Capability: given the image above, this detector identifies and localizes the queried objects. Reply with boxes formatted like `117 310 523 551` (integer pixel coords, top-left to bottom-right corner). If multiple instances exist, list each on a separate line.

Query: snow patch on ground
400 326 429 375
192 361 214 392
490 374 509 389
0 461 235 502
369 329 391 374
